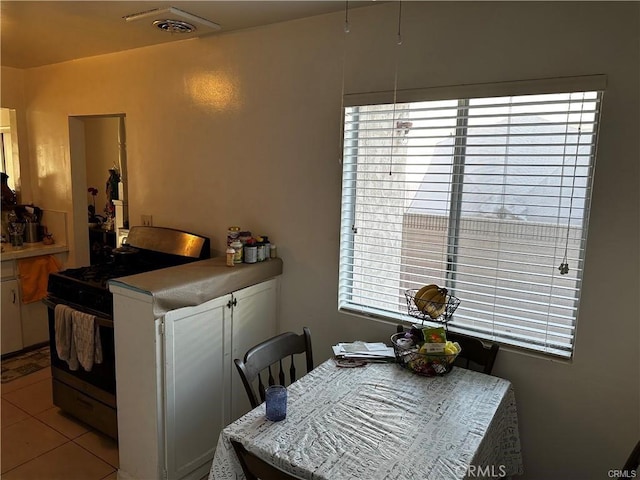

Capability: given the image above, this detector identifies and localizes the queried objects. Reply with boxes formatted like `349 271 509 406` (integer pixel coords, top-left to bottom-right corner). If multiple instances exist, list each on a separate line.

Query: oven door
44 297 118 439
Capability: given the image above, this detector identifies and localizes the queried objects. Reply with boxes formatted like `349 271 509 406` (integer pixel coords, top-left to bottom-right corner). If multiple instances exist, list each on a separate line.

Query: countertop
109 256 283 318
1 242 69 261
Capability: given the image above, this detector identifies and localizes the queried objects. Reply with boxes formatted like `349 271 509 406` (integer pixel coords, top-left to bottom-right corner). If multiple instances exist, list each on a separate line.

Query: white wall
4 2 638 478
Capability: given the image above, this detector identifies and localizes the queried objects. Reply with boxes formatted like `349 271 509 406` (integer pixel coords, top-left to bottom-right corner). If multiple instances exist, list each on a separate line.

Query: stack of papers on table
332 342 395 362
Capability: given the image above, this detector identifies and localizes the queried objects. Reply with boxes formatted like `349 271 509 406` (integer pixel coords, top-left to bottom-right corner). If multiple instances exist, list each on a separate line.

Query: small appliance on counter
3 204 43 244
24 221 40 243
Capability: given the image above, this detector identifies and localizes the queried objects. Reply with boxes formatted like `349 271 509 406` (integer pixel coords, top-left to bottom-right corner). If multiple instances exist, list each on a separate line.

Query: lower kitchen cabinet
1 254 63 355
163 293 228 480
19 300 50 348
1 278 23 354
112 277 279 480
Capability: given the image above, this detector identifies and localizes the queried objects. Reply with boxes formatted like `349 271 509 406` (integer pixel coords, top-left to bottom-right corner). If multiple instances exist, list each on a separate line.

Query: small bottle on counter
262 236 271 259
256 237 265 262
227 226 241 246
270 244 277 259
231 240 243 264
244 243 257 264
42 233 55 245
238 231 252 245
226 248 235 267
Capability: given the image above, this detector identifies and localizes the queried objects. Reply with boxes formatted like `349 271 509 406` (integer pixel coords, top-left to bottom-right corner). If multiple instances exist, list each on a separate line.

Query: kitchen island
109 256 283 480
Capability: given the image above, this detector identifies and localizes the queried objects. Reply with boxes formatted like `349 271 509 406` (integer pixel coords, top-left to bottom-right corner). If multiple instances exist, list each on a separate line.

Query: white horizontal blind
339 88 603 358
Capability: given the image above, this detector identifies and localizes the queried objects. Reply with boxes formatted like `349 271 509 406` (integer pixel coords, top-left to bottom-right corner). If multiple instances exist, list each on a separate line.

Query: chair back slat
289 354 296 383
267 365 275 387
235 328 314 409
278 359 285 385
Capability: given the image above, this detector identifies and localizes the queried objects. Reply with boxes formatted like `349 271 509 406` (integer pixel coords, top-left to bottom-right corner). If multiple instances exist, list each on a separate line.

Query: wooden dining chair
396 324 499 375
235 327 313 408
231 440 298 480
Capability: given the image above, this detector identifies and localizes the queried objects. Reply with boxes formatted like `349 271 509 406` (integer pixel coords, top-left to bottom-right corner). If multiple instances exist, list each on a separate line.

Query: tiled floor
1 367 118 479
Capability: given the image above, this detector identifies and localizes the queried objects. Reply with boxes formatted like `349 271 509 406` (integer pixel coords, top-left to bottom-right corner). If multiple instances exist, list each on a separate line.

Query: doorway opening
68 114 127 266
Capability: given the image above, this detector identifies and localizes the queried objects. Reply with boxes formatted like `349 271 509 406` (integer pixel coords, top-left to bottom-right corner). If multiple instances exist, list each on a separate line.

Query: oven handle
43 298 114 328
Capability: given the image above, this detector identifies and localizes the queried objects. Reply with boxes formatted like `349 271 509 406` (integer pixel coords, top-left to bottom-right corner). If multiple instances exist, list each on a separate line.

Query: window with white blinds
339 79 604 358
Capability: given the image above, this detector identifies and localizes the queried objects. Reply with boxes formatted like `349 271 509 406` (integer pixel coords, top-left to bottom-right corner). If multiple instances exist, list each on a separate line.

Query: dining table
209 358 523 479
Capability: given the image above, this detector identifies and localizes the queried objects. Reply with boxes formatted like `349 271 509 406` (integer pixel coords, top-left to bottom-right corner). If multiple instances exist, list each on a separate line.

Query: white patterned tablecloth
210 359 523 480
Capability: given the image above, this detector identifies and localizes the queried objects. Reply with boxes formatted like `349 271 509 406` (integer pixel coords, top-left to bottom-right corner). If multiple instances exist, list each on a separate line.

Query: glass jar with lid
230 240 243 264
244 244 257 263
227 226 241 246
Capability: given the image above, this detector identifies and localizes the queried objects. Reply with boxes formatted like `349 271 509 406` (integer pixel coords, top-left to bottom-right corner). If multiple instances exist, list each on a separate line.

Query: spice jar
226 248 235 267
270 244 277 259
238 231 252 245
262 236 271 259
231 240 243 264
256 237 265 262
244 244 257 263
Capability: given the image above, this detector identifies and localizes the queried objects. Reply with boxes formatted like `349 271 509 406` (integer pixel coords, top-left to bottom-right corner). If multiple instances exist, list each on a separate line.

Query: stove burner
47 227 211 318
59 263 145 288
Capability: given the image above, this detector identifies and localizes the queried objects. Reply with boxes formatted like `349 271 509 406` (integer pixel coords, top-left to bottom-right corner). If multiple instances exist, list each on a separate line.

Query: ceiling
1 1 374 69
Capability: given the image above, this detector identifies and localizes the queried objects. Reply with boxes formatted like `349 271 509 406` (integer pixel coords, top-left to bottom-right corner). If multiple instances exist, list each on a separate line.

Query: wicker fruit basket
390 332 459 377
404 289 460 325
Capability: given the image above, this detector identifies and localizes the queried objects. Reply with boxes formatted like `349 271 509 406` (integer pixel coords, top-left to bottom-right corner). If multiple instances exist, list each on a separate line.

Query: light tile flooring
1 366 118 479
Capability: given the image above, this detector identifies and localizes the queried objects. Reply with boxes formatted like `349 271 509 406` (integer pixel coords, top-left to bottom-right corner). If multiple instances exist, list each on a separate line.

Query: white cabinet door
20 300 49 348
1 279 23 354
230 278 278 422
163 293 230 480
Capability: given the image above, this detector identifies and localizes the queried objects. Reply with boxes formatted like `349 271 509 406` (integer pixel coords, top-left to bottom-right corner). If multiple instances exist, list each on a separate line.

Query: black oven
44 226 210 440
44 297 118 438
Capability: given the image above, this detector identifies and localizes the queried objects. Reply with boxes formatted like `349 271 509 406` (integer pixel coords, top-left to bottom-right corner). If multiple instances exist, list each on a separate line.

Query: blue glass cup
265 385 287 421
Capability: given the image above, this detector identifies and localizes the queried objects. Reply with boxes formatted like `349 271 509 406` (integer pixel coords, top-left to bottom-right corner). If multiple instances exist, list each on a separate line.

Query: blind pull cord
559 92 586 275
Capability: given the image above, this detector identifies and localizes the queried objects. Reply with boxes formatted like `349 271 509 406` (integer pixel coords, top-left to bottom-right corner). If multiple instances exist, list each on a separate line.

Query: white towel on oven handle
54 304 79 371
54 304 103 371
71 309 103 371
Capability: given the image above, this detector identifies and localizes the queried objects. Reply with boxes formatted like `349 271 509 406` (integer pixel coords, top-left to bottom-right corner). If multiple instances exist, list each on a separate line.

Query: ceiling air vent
153 19 195 34
123 7 221 35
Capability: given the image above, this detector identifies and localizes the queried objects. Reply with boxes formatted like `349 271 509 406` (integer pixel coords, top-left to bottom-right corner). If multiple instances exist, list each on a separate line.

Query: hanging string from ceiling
344 0 351 33
389 0 403 175
338 1 350 164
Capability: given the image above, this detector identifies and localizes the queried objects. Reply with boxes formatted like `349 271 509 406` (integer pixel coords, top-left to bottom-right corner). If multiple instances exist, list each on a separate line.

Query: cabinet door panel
230 278 278 421
1 279 23 354
163 294 229 480
20 300 49 348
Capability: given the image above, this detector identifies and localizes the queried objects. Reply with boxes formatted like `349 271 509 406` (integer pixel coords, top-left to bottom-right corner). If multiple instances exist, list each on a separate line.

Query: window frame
339 75 606 359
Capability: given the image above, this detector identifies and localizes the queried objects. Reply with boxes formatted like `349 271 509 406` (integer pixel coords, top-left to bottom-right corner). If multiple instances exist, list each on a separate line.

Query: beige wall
3 2 639 478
